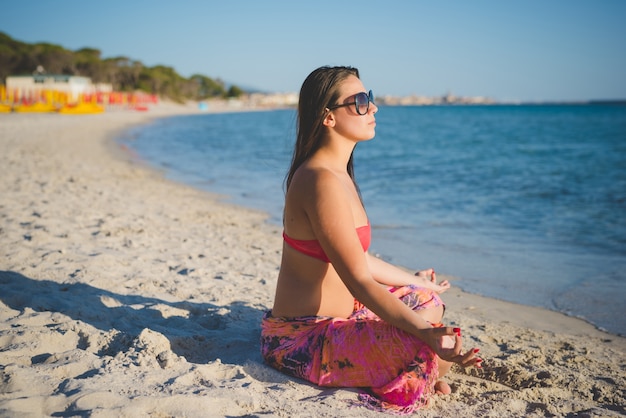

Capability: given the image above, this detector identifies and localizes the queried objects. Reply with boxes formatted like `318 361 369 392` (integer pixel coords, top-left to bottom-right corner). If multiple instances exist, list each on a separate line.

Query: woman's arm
301 171 478 366
366 253 450 293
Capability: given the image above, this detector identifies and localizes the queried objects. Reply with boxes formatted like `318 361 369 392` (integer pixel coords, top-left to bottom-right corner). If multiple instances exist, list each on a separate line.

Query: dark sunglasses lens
355 92 369 115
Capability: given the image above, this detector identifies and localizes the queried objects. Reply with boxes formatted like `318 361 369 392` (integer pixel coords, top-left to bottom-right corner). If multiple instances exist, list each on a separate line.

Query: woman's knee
417 304 444 324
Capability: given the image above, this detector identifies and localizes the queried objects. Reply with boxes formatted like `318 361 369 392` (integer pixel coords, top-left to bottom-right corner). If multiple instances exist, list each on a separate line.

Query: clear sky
3 0 625 102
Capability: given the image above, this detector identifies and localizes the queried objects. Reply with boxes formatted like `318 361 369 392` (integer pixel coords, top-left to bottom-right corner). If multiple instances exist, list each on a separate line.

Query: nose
370 101 378 114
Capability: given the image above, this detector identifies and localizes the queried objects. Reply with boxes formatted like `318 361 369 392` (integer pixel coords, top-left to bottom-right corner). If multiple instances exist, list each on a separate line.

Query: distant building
247 92 298 107
6 67 111 101
378 92 495 106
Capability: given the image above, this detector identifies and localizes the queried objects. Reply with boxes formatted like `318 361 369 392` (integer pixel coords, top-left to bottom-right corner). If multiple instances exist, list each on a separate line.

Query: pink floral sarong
260 285 444 414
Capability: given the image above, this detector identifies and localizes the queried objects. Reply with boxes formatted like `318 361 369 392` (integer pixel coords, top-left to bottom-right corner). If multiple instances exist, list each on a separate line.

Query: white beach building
5 67 111 101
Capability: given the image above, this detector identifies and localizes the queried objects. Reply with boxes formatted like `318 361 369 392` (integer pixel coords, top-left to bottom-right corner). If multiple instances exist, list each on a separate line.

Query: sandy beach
1 104 624 417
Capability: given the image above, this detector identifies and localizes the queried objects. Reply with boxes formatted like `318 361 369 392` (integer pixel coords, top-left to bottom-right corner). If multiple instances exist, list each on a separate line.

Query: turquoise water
119 104 626 335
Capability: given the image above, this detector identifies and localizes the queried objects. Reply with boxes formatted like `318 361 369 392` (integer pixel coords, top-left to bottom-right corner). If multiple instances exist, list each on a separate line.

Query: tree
226 85 244 98
0 31 246 102
188 74 226 99
30 43 75 74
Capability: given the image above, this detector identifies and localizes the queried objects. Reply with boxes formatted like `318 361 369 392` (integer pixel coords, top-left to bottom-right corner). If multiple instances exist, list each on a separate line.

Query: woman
261 66 481 413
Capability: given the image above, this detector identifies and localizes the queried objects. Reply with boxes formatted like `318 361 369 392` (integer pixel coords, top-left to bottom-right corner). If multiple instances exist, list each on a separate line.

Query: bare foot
434 380 451 395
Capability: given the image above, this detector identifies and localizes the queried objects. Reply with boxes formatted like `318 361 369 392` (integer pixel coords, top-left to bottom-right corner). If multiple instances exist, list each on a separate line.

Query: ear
323 109 336 128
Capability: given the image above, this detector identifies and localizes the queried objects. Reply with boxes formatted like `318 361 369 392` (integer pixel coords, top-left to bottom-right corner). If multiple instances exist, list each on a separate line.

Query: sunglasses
327 90 375 116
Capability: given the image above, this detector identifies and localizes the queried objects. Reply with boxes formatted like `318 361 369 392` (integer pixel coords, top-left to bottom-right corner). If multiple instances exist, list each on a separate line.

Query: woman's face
329 75 378 142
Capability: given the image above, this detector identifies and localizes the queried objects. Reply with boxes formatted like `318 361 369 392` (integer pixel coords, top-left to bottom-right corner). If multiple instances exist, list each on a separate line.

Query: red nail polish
453 327 461 337
473 348 480 354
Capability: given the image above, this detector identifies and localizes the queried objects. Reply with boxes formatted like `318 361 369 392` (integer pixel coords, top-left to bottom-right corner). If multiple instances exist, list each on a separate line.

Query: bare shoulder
290 165 345 199
292 163 338 183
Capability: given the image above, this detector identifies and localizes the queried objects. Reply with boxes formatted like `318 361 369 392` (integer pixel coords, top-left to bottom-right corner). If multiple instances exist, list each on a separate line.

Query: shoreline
1 104 624 417
117 104 626 338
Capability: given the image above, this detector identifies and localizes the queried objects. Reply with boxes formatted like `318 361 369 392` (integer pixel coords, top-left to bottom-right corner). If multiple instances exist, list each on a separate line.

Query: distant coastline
223 91 626 109
588 99 626 105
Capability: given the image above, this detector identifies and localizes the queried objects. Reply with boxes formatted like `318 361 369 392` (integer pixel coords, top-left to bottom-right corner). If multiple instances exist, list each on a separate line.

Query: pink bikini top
282 223 371 263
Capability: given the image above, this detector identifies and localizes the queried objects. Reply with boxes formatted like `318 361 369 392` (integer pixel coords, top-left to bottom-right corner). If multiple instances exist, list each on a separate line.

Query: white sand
1 104 624 417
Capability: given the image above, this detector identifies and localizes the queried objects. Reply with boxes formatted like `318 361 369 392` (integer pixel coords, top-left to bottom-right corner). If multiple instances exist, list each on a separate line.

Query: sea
118 104 626 336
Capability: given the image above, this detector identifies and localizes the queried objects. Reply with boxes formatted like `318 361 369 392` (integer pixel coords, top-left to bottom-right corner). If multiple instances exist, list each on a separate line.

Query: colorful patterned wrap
260 285 444 413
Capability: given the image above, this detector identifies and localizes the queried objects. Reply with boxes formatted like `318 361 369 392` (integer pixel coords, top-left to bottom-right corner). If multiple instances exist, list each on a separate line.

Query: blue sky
3 0 625 102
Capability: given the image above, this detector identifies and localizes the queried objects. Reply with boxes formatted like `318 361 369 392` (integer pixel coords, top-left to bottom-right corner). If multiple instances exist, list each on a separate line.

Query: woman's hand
419 326 482 368
415 268 450 294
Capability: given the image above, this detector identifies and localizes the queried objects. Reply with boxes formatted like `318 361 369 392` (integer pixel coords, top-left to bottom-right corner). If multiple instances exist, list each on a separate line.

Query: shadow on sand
0 270 265 365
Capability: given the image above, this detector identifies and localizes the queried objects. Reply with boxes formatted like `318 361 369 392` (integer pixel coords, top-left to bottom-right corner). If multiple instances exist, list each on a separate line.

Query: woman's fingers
415 268 435 278
435 327 483 368
450 347 482 368
460 348 482 368
433 327 462 359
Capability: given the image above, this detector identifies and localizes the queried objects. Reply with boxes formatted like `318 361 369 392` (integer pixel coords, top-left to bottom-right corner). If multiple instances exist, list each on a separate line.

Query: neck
313 134 356 172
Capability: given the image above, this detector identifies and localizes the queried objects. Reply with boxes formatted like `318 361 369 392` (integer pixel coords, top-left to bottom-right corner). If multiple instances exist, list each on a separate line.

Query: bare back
271 161 368 318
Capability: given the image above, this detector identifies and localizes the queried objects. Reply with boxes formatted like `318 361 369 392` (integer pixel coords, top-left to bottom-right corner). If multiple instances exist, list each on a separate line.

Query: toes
434 380 451 395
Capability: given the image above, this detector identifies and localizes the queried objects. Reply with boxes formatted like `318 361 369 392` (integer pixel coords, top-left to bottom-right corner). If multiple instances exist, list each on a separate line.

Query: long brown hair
285 66 360 192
